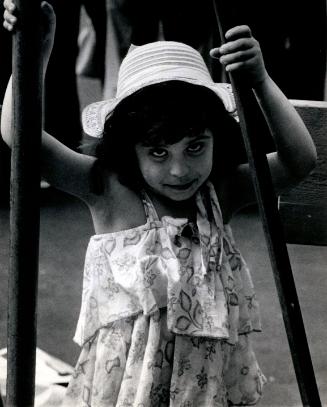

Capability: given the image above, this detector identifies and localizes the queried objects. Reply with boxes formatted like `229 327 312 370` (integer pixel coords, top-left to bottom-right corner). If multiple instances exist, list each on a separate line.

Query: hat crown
116 41 214 98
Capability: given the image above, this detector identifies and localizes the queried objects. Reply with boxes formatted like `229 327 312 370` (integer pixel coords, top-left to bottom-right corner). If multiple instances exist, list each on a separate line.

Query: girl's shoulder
88 172 147 235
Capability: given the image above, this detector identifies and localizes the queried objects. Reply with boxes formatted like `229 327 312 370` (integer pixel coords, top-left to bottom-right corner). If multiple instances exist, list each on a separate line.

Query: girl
2 2 317 406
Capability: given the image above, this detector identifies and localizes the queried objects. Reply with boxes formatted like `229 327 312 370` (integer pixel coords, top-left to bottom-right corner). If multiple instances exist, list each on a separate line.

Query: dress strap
206 182 225 229
140 190 160 222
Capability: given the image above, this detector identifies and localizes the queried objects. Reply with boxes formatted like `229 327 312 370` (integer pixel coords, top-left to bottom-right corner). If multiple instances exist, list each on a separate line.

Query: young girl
2 2 317 406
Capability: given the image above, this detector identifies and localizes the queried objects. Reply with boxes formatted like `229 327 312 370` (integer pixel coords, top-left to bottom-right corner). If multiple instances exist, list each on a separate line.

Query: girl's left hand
210 25 268 87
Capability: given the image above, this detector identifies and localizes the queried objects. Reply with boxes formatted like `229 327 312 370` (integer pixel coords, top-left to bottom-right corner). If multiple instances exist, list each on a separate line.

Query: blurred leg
77 0 107 82
103 0 160 99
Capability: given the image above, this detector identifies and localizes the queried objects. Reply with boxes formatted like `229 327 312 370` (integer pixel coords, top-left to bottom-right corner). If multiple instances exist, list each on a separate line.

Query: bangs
107 81 228 145
136 108 209 147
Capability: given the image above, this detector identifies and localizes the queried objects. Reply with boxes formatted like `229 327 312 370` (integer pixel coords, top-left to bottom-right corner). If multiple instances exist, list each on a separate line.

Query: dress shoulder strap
199 181 225 230
140 190 160 222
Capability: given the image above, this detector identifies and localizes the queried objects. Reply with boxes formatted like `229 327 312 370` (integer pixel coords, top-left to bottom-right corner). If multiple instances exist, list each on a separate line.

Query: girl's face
135 130 214 201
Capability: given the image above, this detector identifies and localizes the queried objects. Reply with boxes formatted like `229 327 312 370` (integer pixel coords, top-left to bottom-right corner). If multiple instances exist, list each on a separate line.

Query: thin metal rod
212 1 321 406
6 0 42 405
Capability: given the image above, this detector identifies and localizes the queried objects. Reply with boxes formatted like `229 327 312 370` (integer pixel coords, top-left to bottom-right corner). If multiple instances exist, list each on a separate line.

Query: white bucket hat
82 41 237 138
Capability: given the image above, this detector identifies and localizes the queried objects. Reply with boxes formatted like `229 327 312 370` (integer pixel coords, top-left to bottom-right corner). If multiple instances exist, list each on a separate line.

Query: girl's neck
145 188 197 222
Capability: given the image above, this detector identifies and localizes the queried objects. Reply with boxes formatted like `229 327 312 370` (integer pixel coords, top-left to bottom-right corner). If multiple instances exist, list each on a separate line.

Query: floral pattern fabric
63 182 266 406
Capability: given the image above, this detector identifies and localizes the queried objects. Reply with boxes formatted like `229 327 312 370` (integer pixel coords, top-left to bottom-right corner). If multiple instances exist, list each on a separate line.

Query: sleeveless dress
63 182 266 407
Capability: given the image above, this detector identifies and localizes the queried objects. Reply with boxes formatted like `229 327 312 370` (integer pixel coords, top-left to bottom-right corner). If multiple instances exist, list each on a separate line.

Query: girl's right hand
3 0 56 74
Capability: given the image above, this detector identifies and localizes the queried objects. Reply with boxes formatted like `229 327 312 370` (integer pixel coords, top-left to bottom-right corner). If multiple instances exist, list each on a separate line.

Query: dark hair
89 81 246 194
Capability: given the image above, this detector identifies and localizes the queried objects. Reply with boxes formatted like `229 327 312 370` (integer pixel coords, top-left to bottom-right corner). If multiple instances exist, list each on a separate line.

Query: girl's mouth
164 180 196 191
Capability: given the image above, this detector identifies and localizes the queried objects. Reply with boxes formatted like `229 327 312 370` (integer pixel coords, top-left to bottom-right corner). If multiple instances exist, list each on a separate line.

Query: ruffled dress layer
63 182 266 407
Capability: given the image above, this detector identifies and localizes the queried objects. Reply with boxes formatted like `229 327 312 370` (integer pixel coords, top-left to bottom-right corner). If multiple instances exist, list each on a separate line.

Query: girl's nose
169 158 189 178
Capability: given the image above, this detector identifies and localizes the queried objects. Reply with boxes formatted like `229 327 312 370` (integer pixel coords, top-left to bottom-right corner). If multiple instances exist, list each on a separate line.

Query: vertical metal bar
212 1 322 406
6 0 42 405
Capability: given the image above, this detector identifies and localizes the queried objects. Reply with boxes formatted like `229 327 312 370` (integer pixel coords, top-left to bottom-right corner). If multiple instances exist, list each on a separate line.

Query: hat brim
82 78 237 138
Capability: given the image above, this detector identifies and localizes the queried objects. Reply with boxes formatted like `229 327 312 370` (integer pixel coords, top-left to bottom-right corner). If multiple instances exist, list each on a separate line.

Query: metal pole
212 1 321 405
6 0 42 405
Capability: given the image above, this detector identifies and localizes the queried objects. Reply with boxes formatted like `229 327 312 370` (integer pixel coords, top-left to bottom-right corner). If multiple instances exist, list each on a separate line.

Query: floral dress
63 182 266 407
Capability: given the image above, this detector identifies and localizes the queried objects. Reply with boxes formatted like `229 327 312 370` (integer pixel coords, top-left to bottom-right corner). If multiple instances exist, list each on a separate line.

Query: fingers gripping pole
6 0 43 405
212 1 321 406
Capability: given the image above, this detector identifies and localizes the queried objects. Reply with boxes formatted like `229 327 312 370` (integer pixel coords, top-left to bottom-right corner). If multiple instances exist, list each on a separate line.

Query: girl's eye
187 142 204 154
149 148 168 158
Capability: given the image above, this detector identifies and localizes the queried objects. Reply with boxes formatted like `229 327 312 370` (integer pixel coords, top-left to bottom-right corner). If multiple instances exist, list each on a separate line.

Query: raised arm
211 25 317 218
253 75 317 184
1 1 96 201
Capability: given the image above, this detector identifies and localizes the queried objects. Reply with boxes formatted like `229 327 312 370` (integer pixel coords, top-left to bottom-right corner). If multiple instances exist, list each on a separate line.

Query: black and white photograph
0 0 326 405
